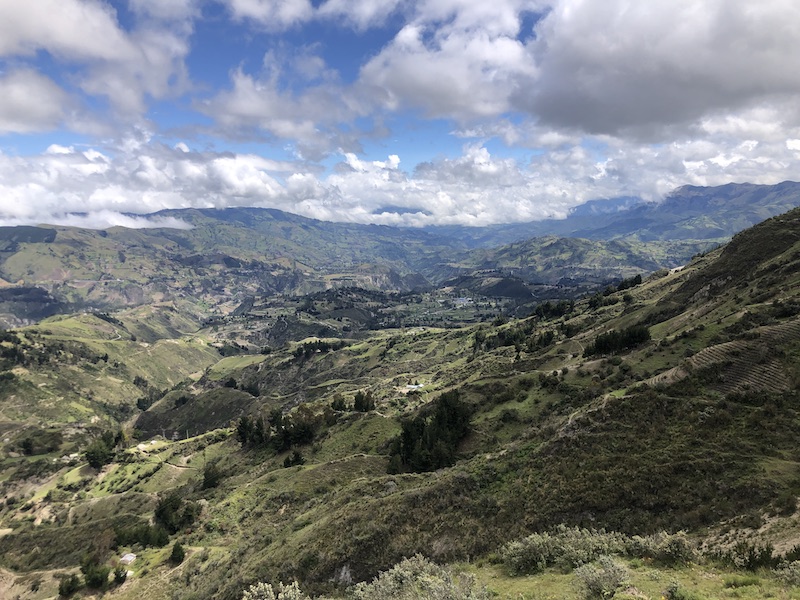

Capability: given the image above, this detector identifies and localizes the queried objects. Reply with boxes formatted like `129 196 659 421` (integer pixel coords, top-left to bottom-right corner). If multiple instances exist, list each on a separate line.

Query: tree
81 557 110 589
353 390 375 412
20 437 34 455
58 574 81 597
170 541 186 565
237 415 254 446
283 450 305 468
203 460 224 489
331 394 347 411
85 438 114 469
390 390 471 473
155 492 200 534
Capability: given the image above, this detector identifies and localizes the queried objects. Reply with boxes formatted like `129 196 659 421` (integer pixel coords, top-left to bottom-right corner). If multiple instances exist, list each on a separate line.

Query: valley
0 187 800 599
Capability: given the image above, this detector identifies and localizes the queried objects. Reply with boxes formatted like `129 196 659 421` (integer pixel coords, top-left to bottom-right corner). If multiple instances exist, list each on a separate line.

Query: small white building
120 553 136 565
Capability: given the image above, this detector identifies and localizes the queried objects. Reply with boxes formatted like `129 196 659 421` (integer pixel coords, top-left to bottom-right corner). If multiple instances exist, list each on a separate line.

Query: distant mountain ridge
0 181 797 322
429 180 800 247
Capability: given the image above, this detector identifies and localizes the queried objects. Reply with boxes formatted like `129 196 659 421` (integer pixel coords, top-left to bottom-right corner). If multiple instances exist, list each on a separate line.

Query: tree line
388 390 472 473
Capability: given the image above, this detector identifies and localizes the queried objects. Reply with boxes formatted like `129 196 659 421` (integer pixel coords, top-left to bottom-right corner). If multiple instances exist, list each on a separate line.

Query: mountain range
0 183 800 598
0 181 798 328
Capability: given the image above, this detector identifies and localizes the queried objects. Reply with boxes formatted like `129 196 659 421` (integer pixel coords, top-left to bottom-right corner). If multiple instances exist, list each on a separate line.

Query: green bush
775 561 800 586
388 390 471 473
81 561 110 589
114 565 128 584
241 581 310 600
58 574 81 597
155 492 200 534
203 461 224 489
170 541 186 565
625 531 694 565
574 556 629 599
114 523 170 548
85 438 114 469
501 526 628 574
349 554 490 600
240 556 489 600
663 581 704 600
725 541 779 570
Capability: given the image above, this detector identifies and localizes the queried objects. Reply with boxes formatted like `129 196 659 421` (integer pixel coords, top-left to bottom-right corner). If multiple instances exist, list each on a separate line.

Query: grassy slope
2 210 800 598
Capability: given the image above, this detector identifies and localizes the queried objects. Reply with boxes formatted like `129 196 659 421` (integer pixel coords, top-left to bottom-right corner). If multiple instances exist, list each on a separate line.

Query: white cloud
222 0 314 28
2 126 800 230
357 1 540 121
46 211 194 230
0 71 70 134
199 62 365 159
0 1 193 124
79 26 192 116
317 0 405 29
0 0 136 61
521 0 800 138
3 0 800 230
129 0 199 21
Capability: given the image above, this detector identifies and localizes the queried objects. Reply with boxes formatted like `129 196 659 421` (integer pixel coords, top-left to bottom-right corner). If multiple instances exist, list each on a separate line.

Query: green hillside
0 195 764 325
1 209 800 599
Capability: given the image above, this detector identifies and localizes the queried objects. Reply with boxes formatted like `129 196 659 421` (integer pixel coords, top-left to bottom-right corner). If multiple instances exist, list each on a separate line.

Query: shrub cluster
349 554 490 600
237 406 319 452
293 340 346 360
352 390 375 412
584 325 650 356
501 526 695 575
388 390 471 473
776 561 800 586
154 492 201 534
573 555 629 600
501 526 629 574
114 523 169 548
239 555 489 600
241 581 309 600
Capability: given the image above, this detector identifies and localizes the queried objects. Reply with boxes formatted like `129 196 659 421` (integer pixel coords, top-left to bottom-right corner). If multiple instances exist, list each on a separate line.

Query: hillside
0 208 799 598
0 181 797 325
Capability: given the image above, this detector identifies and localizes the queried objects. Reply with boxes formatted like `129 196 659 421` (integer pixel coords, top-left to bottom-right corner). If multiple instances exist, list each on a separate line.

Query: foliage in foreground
240 555 489 600
573 555 629 599
501 526 694 575
242 581 310 600
349 554 490 600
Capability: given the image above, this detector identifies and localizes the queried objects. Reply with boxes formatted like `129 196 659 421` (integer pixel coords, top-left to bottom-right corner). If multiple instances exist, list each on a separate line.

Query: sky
1 0 800 229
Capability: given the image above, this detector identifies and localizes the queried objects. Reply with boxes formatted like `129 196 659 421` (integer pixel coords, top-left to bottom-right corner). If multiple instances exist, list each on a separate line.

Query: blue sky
1 0 800 228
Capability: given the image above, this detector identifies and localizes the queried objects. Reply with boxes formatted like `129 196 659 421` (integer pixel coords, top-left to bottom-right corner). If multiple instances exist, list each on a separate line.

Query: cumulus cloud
0 71 70 134
199 56 366 159
357 0 539 120
2 0 800 228
79 26 192 116
0 0 136 61
317 0 405 29
0 0 193 124
520 0 800 138
4 122 800 230
222 0 314 28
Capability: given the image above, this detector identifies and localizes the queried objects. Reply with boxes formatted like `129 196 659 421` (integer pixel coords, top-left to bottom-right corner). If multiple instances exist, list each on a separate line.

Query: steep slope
1 209 800 599
461 236 714 285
